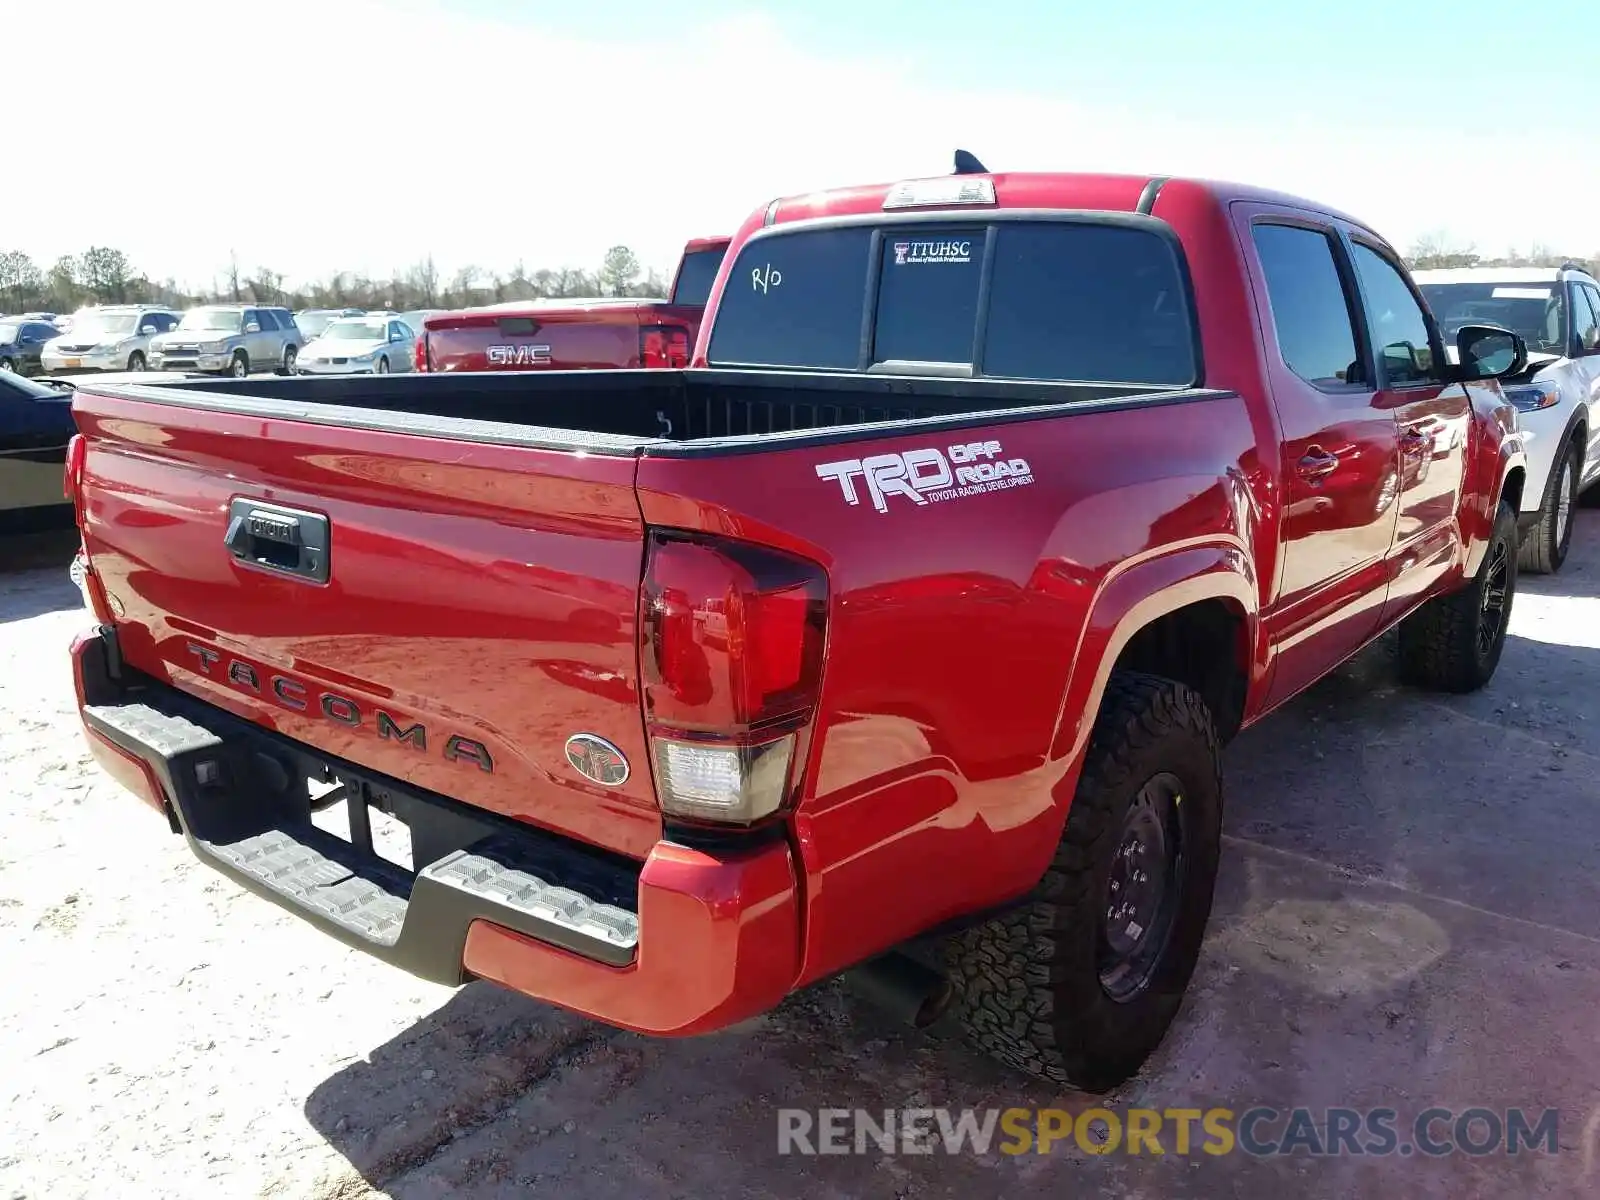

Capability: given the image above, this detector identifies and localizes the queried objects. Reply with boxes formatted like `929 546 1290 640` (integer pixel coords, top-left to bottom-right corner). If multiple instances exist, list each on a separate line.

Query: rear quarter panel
636 393 1262 983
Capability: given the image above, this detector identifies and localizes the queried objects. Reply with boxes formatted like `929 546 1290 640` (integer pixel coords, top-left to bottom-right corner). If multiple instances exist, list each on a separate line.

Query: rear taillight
64 433 85 502
64 434 105 618
413 334 428 372
641 532 827 825
639 324 691 369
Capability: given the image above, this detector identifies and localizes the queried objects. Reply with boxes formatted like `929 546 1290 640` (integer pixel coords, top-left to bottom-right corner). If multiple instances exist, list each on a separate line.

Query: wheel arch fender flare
1467 439 1529 578
1045 543 1260 806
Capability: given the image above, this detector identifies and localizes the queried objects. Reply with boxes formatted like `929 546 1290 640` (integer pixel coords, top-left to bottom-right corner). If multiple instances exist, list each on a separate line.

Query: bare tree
406 255 440 306
246 266 285 304
636 267 668 298
1405 232 1479 271
447 265 480 306
550 267 594 297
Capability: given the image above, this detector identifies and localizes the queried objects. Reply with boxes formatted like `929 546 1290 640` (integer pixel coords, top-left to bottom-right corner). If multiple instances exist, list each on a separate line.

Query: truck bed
83 369 1220 456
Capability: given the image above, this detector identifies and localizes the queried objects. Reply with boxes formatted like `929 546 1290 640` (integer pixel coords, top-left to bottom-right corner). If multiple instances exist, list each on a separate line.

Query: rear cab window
670 246 730 307
706 218 1199 386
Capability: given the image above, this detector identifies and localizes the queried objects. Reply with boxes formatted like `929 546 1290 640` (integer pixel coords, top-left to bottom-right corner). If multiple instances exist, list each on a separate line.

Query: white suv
1416 264 1600 573
40 305 181 375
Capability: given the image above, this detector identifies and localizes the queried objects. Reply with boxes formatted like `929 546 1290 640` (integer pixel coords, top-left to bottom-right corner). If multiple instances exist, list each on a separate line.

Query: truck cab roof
756 170 1381 243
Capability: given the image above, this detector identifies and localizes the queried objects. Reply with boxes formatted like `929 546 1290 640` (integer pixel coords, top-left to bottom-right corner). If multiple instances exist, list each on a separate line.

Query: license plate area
309 776 414 871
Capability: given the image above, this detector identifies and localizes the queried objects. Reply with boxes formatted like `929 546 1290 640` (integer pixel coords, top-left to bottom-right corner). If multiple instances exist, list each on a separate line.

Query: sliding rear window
707 219 1198 386
703 227 871 370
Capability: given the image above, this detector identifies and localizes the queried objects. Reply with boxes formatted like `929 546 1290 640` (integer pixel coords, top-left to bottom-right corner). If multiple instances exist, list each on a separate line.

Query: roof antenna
953 149 988 175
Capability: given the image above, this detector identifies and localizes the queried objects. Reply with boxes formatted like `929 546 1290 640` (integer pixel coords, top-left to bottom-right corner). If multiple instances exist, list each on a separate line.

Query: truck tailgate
424 304 701 372
72 387 661 860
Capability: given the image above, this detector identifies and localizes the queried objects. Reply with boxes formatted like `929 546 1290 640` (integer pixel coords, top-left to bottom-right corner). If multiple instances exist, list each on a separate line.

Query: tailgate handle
224 499 330 584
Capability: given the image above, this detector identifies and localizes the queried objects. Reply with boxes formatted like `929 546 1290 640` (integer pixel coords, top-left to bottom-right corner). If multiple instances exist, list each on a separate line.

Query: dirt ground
3 513 1600 1199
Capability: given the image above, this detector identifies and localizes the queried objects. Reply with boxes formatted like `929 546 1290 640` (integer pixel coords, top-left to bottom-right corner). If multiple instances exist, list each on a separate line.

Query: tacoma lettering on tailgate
181 642 494 772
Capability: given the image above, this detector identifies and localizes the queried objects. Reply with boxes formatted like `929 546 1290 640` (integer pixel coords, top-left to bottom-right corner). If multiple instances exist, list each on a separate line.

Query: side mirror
245 322 261 333
1583 326 1600 354
1453 323 1527 381
140 324 156 335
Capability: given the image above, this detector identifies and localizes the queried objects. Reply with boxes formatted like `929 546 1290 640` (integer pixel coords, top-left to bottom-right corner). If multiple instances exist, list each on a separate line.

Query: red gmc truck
63 159 1529 1091
416 236 730 373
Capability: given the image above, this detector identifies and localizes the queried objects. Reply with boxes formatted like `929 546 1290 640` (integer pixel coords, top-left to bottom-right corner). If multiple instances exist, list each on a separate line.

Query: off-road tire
1397 499 1517 693
1517 442 1579 575
946 672 1223 1092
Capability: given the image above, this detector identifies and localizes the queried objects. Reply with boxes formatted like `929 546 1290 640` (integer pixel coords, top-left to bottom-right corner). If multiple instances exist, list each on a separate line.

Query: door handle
224 499 330 583
1297 448 1340 479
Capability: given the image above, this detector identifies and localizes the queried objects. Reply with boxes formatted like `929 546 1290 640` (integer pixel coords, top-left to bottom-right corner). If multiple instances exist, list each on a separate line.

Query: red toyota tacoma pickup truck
416 236 730 372
63 161 1529 1091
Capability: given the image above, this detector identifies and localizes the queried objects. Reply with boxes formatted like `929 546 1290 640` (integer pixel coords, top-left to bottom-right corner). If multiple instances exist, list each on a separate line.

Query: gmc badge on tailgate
487 345 552 366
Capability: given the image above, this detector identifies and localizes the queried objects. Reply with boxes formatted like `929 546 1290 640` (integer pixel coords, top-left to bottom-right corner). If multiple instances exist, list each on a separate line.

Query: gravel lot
3 512 1600 1199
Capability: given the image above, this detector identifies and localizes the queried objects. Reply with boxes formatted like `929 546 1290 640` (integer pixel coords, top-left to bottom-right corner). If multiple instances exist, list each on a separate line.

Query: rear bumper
296 360 379 374
69 626 801 1035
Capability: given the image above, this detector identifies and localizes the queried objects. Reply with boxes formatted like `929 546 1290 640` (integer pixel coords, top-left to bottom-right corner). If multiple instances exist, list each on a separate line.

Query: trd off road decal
815 439 1034 513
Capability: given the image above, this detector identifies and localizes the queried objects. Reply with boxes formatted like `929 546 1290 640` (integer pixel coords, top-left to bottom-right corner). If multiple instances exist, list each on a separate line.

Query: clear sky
20 0 1599 291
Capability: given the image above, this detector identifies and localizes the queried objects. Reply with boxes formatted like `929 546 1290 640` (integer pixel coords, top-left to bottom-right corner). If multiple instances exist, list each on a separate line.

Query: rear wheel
1397 499 1517 693
280 345 298 375
946 672 1222 1092
1517 443 1579 574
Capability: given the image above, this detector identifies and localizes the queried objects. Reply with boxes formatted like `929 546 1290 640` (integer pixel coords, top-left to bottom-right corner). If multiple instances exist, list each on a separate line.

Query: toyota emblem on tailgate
564 734 630 786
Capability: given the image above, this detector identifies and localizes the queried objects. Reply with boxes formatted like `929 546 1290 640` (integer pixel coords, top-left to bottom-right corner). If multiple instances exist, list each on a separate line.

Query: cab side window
1572 283 1600 355
1251 222 1368 390
1350 243 1437 386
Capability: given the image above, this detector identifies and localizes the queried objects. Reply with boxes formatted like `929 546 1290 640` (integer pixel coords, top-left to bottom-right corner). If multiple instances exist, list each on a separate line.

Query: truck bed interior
92 370 1212 454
